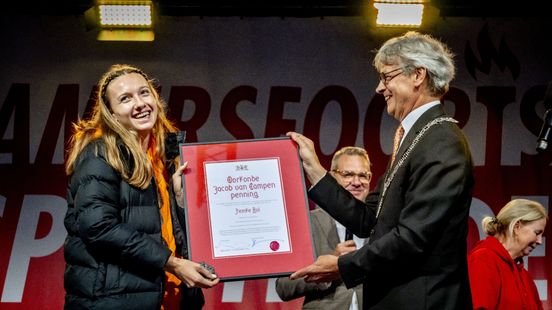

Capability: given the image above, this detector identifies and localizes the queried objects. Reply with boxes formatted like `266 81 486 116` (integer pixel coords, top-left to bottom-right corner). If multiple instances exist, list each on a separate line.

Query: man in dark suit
287 31 475 309
276 147 371 309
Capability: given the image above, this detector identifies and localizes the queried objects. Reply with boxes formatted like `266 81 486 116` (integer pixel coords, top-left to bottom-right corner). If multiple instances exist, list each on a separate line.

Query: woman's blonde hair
65 64 177 189
482 199 548 237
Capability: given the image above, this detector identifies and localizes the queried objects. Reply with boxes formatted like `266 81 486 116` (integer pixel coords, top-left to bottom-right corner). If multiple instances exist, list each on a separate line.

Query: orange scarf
147 138 182 309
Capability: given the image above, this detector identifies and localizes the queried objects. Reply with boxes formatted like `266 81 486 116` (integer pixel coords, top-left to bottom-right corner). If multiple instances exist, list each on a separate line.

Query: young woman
63 64 218 309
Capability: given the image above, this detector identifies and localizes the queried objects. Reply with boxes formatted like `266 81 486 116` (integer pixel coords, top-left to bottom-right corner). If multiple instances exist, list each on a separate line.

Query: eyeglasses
379 67 404 85
332 169 372 184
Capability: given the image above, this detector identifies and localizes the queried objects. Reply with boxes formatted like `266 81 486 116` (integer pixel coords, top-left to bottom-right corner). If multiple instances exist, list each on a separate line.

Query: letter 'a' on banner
179 137 315 281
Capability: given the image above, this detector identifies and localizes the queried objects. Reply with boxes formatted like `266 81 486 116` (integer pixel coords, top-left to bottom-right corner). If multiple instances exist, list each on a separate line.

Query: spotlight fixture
99 4 152 27
372 0 427 27
85 0 154 41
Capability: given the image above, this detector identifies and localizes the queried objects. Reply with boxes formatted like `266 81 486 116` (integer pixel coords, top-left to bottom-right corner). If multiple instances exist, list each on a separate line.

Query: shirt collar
400 100 441 143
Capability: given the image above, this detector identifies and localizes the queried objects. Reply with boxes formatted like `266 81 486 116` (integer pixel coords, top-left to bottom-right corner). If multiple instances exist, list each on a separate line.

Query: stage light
372 0 426 27
84 0 155 41
99 4 152 27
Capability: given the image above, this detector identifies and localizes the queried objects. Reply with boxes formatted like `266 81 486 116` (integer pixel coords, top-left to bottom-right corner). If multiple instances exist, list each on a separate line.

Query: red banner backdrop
1 83 550 309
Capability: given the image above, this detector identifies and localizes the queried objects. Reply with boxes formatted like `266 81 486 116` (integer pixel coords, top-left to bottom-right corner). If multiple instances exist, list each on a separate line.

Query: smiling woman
468 199 548 310
62 64 220 309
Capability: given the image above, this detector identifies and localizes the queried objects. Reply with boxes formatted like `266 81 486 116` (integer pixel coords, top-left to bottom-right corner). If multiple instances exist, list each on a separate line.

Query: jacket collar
475 236 519 268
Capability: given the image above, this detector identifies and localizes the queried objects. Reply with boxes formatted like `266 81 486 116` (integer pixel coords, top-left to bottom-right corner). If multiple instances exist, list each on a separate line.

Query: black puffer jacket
63 138 203 309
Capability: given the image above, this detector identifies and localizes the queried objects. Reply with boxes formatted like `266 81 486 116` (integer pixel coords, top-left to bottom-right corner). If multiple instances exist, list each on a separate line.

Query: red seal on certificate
269 241 280 251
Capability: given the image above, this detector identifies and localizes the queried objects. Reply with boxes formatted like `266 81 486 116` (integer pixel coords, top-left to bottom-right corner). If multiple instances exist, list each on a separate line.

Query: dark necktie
345 229 353 241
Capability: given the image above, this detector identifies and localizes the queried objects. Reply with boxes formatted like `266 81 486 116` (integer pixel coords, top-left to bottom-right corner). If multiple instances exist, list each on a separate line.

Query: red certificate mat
179 137 315 281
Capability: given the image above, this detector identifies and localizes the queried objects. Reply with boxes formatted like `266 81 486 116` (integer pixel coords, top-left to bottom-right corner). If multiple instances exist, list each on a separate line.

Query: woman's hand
171 162 188 208
164 256 220 288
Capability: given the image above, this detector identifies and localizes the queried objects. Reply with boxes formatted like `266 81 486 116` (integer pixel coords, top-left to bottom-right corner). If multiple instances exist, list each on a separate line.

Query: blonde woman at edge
468 199 547 310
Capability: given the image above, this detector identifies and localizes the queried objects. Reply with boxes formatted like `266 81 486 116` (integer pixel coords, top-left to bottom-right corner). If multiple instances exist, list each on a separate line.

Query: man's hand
332 240 357 256
286 132 327 185
289 255 341 283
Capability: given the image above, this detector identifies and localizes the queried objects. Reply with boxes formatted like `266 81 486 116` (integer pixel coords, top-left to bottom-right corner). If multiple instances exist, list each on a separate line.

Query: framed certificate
179 137 315 281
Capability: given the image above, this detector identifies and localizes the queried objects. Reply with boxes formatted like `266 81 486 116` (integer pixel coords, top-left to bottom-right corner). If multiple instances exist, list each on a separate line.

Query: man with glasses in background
276 146 371 310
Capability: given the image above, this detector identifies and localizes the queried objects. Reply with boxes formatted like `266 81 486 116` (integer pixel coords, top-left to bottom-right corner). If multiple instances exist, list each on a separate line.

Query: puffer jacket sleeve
70 148 171 271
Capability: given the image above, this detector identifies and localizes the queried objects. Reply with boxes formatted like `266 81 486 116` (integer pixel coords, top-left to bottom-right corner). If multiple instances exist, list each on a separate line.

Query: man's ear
415 67 426 80
413 67 426 87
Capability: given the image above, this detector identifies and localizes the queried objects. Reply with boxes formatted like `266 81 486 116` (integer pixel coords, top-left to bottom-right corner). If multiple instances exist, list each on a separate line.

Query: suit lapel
325 214 341 247
313 208 341 248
